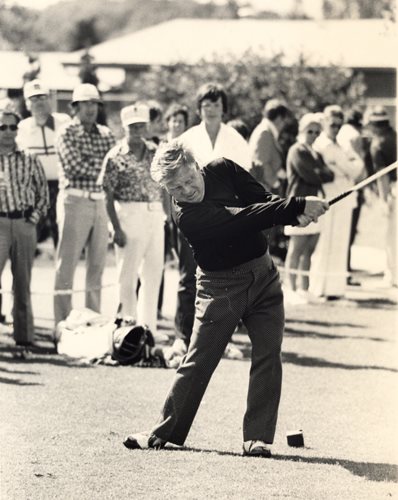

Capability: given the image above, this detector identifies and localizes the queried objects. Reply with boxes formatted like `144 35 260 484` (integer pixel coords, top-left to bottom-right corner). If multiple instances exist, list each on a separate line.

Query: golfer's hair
151 140 195 185
323 105 344 121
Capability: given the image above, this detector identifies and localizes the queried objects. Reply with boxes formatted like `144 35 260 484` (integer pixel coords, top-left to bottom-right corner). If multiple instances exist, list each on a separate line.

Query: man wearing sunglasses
18 80 70 250
0 109 49 357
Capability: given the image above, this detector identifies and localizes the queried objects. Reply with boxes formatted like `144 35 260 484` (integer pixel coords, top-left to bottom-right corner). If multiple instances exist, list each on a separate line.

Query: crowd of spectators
0 79 396 358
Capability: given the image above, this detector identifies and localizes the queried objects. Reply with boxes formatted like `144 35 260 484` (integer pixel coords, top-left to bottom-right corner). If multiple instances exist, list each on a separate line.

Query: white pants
115 201 165 334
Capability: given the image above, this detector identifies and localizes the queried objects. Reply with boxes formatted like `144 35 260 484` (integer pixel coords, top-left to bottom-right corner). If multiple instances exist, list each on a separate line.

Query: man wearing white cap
18 79 70 248
54 83 115 331
102 103 167 340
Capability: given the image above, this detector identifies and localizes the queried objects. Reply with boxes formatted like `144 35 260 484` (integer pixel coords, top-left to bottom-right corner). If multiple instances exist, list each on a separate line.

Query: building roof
0 51 79 91
0 51 125 91
74 18 396 69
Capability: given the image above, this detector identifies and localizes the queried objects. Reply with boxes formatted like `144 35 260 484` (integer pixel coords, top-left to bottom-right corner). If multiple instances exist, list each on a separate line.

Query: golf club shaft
328 161 397 206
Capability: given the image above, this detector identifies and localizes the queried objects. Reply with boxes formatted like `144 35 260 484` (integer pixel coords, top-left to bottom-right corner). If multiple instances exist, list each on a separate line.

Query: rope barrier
0 266 358 297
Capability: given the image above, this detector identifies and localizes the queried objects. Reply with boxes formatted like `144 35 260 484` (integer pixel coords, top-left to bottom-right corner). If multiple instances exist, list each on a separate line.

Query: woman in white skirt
284 113 334 302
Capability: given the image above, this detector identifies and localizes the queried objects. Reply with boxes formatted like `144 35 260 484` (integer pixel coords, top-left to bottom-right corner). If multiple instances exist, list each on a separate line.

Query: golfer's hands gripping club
297 196 329 227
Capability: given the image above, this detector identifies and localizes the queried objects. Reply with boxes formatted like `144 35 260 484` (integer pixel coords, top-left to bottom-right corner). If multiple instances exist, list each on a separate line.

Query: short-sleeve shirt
103 139 162 202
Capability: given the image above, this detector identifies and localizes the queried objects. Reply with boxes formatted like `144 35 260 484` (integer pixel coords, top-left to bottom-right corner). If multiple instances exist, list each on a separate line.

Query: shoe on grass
123 431 166 450
242 440 272 458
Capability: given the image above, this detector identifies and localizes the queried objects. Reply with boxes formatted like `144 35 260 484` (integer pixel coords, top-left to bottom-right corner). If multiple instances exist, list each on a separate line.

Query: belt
0 208 32 219
66 188 105 201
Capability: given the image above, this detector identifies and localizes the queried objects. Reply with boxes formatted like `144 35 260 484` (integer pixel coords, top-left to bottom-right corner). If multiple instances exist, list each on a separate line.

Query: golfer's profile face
165 163 205 203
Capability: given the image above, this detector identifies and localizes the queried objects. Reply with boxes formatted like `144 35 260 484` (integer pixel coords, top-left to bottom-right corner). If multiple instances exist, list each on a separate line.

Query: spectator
226 118 250 141
337 108 367 285
157 103 190 323
310 105 363 299
54 84 115 334
103 104 168 341
168 83 251 362
180 82 251 170
163 103 189 142
284 113 334 304
249 98 291 194
368 106 397 287
18 79 70 249
146 100 163 145
0 108 49 357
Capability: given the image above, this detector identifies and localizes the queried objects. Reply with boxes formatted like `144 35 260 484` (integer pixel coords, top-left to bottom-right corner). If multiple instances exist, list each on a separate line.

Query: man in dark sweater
123 141 328 457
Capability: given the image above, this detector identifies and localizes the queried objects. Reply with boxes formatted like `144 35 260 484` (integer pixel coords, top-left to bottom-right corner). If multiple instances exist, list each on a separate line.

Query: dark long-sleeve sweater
173 158 306 271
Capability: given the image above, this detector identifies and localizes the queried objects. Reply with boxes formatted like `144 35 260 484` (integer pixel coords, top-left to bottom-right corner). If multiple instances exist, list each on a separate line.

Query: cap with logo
120 104 150 127
71 84 102 105
23 79 50 100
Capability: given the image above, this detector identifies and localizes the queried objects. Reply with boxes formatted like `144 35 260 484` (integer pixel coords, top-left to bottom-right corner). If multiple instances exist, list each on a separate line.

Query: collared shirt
179 122 251 170
174 158 305 271
56 116 116 192
0 148 49 218
102 138 162 202
17 112 71 181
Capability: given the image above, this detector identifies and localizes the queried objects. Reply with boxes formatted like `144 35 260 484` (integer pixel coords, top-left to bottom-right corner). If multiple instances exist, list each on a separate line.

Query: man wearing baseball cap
18 79 70 250
54 83 115 336
101 103 168 342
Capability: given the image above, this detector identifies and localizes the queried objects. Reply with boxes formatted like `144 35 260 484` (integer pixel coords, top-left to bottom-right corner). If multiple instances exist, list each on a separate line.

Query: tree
68 17 102 51
323 0 395 19
124 51 366 132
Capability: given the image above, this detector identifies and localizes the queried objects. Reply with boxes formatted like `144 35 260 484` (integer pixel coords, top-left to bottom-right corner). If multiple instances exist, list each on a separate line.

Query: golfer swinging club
123 141 328 457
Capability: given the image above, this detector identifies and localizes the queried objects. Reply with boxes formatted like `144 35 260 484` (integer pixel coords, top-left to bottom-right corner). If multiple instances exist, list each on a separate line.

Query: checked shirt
56 116 115 192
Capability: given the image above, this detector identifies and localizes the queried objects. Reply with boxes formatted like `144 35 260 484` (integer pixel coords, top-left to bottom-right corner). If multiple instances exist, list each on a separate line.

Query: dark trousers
151 253 284 445
174 229 197 345
37 180 58 247
347 191 364 272
0 218 36 344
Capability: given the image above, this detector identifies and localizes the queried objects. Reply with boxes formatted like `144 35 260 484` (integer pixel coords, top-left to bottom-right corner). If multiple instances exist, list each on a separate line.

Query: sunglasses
307 129 320 135
330 123 342 130
0 124 18 131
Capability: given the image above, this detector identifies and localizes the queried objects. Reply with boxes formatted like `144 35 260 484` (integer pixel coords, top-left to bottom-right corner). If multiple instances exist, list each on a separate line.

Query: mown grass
1 294 397 499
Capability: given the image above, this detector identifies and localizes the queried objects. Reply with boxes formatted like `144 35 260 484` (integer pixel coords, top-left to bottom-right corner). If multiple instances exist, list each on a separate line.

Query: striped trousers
151 252 284 445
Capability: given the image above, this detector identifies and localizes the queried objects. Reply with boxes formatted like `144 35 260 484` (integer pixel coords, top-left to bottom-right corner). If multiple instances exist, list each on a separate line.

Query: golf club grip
328 190 353 206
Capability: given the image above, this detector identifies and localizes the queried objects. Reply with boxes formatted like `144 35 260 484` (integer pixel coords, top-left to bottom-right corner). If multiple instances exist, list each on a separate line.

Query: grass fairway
1 286 397 499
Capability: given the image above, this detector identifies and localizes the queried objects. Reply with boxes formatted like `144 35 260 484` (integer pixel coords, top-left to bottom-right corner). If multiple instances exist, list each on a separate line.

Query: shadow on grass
227 343 397 372
167 446 398 483
348 297 397 310
282 352 398 372
0 350 93 369
0 375 43 386
285 319 363 329
0 366 39 375
272 454 398 483
284 326 388 343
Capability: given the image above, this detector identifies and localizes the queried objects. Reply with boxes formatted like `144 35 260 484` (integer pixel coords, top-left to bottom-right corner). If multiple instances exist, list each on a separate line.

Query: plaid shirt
0 148 49 220
56 116 116 192
103 139 162 202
